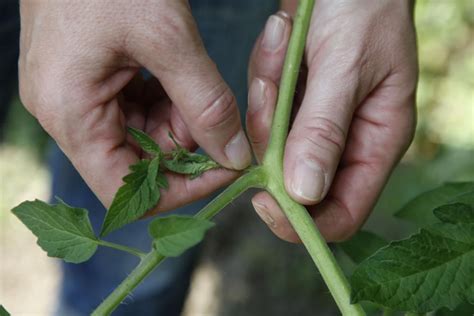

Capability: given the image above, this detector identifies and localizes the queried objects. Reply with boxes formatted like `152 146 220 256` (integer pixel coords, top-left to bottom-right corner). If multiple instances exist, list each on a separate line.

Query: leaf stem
97 240 147 259
91 251 164 316
92 168 264 315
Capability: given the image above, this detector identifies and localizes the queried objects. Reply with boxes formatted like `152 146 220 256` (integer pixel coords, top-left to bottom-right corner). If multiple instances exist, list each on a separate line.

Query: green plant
10 1 474 315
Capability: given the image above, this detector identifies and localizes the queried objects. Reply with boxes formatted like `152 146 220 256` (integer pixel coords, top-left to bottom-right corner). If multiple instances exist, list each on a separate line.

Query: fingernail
291 158 326 202
276 10 291 20
262 15 286 51
225 130 251 170
252 201 276 228
248 78 266 114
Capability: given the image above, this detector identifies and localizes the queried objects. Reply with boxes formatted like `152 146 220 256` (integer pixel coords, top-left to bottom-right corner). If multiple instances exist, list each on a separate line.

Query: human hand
18 0 251 212
247 1 417 242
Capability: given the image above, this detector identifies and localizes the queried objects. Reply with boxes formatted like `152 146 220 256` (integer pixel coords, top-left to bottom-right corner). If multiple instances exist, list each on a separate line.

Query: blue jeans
0 1 20 138
49 1 278 315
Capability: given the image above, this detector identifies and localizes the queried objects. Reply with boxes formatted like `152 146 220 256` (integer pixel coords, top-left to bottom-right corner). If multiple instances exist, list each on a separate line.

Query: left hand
246 1 418 242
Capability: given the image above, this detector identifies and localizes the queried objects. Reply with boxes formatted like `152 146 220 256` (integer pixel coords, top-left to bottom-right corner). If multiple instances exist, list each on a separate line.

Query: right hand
19 0 251 213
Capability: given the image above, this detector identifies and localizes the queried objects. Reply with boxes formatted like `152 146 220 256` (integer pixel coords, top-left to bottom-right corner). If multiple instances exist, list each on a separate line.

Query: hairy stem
263 0 314 167
92 168 264 315
268 181 366 315
97 240 147 259
262 0 365 314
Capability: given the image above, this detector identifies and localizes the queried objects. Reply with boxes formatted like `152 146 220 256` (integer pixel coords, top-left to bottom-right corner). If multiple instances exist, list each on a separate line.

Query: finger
246 78 278 162
258 75 416 242
308 74 416 241
129 3 251 170
248 11 293 83
146 168 239 215
283 44 385 205
246 12 292 162
251 191 300 243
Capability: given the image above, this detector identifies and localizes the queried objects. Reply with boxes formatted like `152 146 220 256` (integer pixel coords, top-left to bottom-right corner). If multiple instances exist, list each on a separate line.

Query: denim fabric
0 1 20 138
51 1 278 315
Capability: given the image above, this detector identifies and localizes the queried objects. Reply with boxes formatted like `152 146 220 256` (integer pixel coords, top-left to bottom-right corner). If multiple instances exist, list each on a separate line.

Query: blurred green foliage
414 0 474 150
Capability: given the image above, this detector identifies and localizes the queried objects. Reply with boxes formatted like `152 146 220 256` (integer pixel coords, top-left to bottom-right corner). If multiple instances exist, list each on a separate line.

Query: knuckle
196 86 238 132
295 117 346 161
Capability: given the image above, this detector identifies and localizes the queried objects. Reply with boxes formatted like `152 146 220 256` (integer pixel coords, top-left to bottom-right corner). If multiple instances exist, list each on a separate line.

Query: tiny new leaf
395 182 474 226
351 202 474 312
149 215 215 257
12 199 98 263
164 132 220 179
101 158 162 236
339 230 388 264
128 127 162 156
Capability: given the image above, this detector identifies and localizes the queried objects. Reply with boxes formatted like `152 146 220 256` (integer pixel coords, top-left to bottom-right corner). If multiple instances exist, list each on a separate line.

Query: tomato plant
8 1 474 315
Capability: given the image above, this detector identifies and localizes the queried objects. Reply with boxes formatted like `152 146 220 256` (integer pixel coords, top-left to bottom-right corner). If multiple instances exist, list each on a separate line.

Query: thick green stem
91 251 164 316
263 0 314 167
262 0 365 314
97 240 147 259
268 181 365 316
92 168 264 315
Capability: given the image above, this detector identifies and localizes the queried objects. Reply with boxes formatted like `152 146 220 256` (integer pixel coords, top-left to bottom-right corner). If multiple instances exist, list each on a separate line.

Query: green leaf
395 182 474 226
127 127 162 156
339 230 388 264
163 157 219 179
156 172 168 189
0 305 10 316
12 199 98 263
164 132 220 179
351 203 474 312
148 215 215 257
101 158 161 236
434 203 474 224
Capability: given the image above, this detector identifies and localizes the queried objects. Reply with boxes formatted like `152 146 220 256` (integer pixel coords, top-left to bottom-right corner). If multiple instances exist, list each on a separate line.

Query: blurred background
1 1 473 315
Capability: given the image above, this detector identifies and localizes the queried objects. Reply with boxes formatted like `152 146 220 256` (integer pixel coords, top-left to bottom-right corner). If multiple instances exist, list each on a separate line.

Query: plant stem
268 181 366 316
91 250 164 316
261 0 365 314
195 166 267 220
92 168 264 315
263 0 314 167
97 240 147 259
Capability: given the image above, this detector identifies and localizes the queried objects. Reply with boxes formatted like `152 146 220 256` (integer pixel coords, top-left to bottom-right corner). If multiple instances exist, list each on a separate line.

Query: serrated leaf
0 305 10 316
164 132 220 179
156 172 168 189
434 203 474 224
163 157 219 179
101 158 161 236
148 215 215 257
12 199 98 263
351 203 474 312
395 182 474 226
128 127 162 156
339 230 388 264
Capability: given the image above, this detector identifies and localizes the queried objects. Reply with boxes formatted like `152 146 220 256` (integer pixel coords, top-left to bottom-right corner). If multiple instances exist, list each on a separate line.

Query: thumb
128 3 251 170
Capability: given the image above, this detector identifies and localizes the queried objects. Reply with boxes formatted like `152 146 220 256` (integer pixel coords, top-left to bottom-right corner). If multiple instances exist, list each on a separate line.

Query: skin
248 0 418 242
19 0 250 211
19 0 417 242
